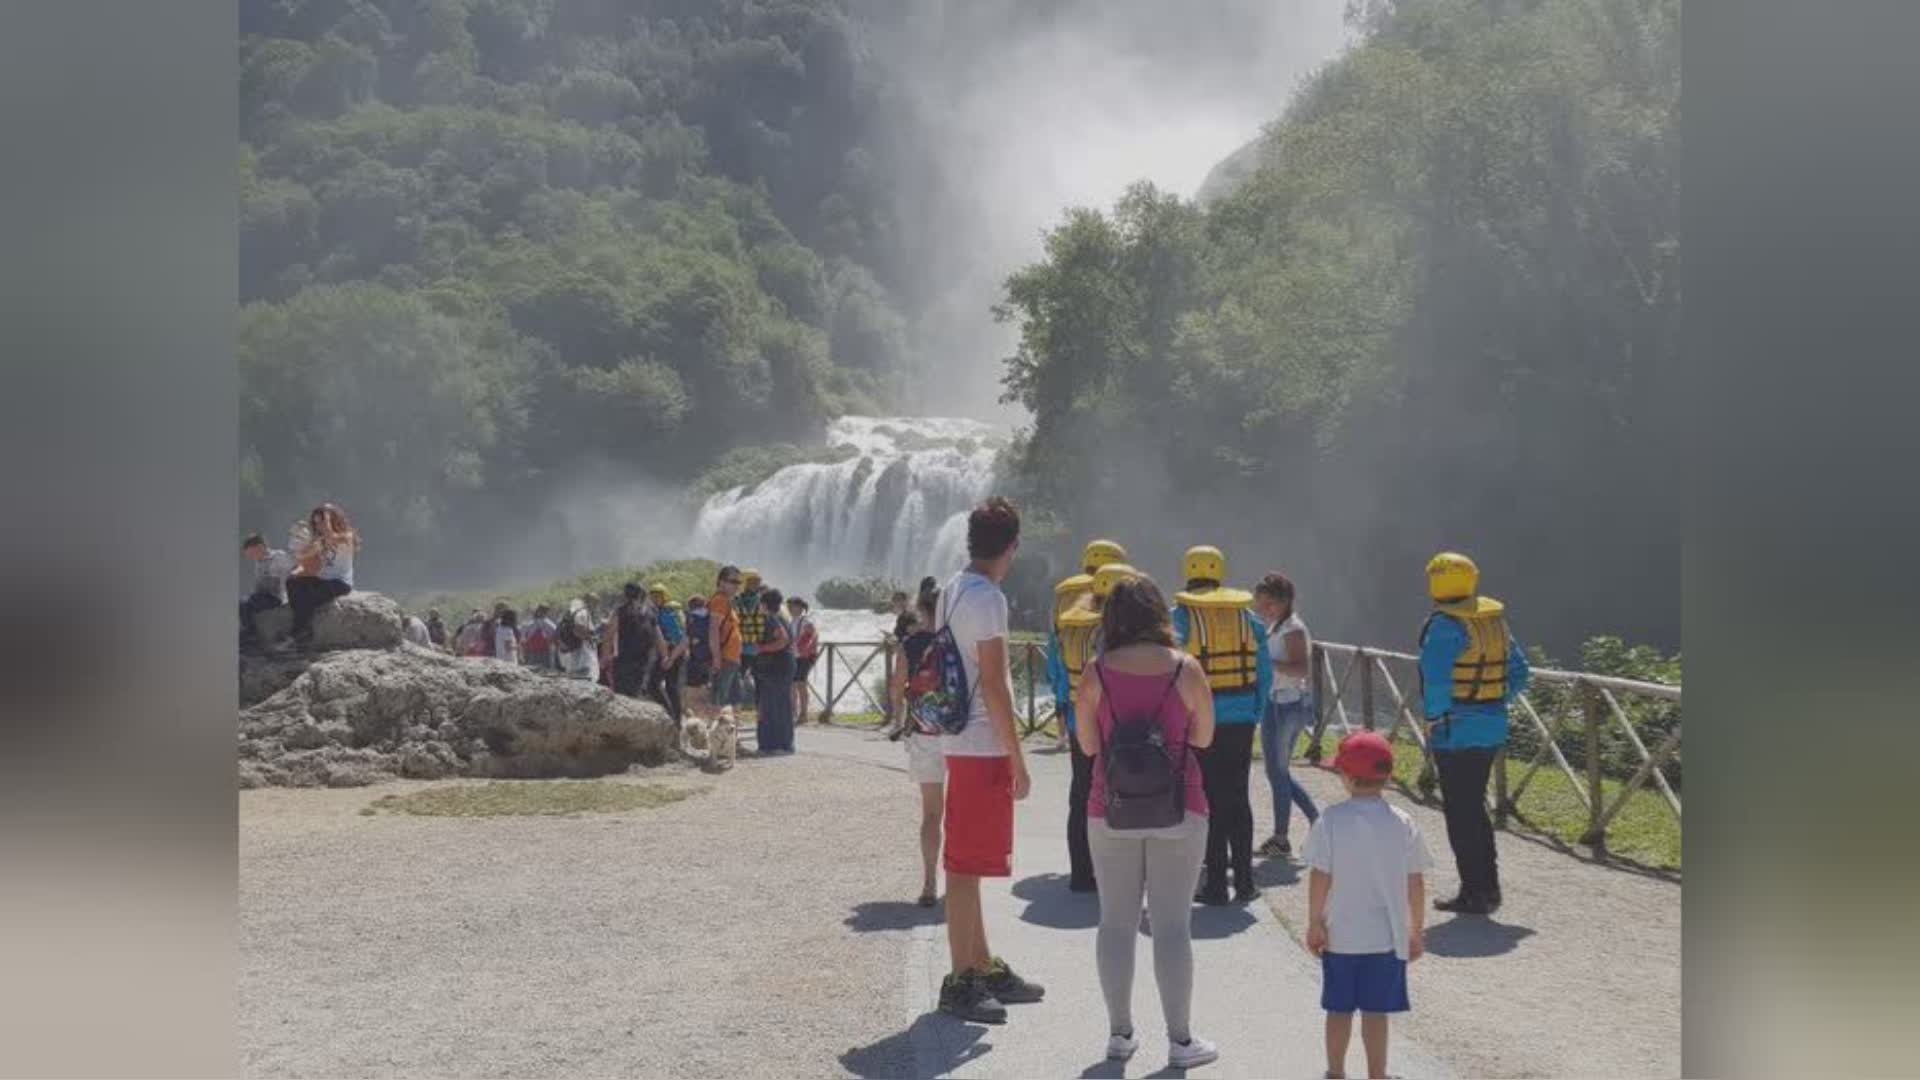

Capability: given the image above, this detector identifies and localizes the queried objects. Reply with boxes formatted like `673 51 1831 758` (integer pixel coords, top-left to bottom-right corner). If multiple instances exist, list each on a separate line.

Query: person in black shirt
609 583 667 698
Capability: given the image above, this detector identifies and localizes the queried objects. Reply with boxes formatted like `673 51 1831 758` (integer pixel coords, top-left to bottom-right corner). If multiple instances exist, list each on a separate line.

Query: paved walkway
814 728 1450 1080
241 722 1678 1078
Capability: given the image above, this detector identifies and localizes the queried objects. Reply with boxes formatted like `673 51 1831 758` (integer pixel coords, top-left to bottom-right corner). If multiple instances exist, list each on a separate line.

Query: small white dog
682 706 737 772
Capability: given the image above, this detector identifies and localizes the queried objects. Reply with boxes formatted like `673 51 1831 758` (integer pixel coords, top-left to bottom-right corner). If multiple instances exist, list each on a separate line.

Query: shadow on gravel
844 900 944 933
1425 915 1537 957
840 1013 989 1079
1252 857 1302 889
1012 873 1101 930
1190 903 1259 940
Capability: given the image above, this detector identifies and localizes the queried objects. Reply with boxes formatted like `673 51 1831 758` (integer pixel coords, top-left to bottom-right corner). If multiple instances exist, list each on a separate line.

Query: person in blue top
1171 545 1272 905
1418 551 1531 916
1047 540 1130 893
648 583 688 727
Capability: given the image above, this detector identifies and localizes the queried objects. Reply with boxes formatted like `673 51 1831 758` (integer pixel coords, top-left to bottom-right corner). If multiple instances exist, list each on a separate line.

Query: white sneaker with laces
1105 1032 1138 1061
1168 1034 1219 1069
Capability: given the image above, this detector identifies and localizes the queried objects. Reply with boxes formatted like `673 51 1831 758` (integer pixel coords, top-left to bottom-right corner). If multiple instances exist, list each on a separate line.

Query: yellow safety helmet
742 569 762 588
647 582 669 600
1091 562 1139 600
1082 539 1129 574
1426 551 1479 603
1183 545 1227 585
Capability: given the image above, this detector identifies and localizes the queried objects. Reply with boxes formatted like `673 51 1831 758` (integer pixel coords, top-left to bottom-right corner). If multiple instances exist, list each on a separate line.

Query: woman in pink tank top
1073 574 1222 1068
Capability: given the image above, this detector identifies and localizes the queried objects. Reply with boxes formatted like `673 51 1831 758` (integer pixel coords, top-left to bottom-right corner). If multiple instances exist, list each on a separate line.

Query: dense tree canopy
996 0 1680 652
240 0 911 580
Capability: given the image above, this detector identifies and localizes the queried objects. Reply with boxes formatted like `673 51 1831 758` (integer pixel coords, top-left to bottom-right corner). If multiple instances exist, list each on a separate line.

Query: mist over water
863 0 1350 415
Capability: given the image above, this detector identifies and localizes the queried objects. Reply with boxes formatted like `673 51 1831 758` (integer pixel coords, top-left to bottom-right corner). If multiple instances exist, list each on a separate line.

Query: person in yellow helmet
1055 561 1139 892
1171 545 1272 905
1418 552 1530 916
647 583 688 726
1047 540 1130 892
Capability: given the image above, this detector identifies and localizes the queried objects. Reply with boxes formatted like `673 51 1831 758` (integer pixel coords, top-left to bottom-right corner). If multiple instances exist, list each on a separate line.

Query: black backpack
556 613 584 652
1096 659 1189 830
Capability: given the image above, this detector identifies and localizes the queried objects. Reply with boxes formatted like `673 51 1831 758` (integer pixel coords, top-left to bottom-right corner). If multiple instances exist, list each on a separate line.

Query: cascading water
688 417 1003 593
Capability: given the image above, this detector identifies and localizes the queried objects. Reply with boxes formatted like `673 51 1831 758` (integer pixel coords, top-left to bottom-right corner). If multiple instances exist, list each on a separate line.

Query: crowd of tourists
240 494 1526 1078
881 497 1529 1079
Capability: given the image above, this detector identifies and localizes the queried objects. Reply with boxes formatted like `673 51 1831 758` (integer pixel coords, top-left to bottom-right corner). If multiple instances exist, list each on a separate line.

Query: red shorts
943 755 1014 877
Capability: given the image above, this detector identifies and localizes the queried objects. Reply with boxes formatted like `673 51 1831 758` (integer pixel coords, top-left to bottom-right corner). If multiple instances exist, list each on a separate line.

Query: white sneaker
1106 1032 1139 1061
1168 1034 1219 1069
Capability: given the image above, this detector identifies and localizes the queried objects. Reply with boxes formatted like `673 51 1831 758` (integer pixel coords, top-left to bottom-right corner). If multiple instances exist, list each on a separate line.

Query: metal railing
805 639 1058 734
801 635 1680 857
1308 642 1681 856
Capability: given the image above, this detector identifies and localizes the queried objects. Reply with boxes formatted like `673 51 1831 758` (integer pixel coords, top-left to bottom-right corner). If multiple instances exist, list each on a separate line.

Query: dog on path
682 706 737 772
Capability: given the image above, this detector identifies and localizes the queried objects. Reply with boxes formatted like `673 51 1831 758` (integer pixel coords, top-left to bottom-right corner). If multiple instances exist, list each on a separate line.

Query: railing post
1359 649 1375 732
882 638 895 724
1026 643 1038 736
824 645 836 725
1580 681 1606 854
1306 646 1327 764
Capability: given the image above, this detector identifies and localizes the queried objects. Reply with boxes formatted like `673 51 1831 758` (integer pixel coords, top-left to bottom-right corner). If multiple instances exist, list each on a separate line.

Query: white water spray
688 417 1003 594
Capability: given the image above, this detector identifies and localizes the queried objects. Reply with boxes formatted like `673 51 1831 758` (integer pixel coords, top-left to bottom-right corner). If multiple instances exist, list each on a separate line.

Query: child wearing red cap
1303 731 1434 1080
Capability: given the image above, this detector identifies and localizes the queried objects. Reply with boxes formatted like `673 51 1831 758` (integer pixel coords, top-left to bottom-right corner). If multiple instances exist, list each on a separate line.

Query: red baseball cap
1333 731 1395 780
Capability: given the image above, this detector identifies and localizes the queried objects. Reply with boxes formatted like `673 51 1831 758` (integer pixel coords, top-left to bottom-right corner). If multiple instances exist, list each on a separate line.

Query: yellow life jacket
1056 604 1103 695
1174 587 1259 693
1054 575 1093 622
737 591 767 644
1421 596 1510 705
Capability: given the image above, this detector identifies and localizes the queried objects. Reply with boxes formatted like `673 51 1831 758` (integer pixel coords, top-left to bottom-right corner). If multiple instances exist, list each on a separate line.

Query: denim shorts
1321 951 1410 1014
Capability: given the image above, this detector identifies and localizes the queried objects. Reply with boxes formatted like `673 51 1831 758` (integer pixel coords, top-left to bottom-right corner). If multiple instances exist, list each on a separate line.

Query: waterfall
688 417 1002 594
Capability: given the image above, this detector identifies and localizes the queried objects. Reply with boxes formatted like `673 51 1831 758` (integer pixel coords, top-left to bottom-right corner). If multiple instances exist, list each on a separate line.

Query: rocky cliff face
239 593 675 788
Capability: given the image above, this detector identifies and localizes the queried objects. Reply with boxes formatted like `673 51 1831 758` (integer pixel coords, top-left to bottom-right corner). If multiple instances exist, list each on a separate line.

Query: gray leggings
1087 814 1209 1042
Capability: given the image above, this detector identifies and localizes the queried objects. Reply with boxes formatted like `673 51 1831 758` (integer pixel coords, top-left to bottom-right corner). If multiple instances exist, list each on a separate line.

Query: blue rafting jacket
1419 613 1532 750
1170 605 1272 725
658 607 686 647
1045 627 1077 734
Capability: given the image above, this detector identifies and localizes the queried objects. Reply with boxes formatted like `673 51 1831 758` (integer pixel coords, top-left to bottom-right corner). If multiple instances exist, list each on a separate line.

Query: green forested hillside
996 0 1680 651
240 0 909 577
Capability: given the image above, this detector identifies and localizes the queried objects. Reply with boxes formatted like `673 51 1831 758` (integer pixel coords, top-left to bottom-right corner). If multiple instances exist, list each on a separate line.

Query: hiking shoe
1484 888 1503 912
1233 880 1263 904
1435 892 1493 915
937 973 1006 1024
982 958 1045 1003
1106 1031 1139 1061
1168 1034 1220 1069
916 891 937 908
1254 834 1288 857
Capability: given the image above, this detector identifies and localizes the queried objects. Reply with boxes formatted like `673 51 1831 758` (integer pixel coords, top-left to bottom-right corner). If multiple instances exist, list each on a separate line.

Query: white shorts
905 732 946 785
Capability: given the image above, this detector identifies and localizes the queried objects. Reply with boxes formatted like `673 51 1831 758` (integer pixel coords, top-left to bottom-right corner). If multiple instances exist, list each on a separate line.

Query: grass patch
362 780 703 818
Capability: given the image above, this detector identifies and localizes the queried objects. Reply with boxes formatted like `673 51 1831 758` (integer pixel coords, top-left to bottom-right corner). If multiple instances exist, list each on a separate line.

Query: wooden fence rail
800 636 1679 858
1308 642 1680 857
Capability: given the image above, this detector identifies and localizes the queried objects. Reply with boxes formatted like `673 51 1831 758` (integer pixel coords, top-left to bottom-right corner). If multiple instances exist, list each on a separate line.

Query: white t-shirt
1267 613 1311 704
315 542 354 586
1303 796 1434 960
936 570 1011 758
495 625 520 662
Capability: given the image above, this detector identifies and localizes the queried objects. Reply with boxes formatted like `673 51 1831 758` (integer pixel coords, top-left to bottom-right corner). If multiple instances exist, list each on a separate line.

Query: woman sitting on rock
284 502 359 650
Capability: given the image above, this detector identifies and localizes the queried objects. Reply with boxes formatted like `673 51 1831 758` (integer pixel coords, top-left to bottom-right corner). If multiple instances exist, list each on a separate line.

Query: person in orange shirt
707 564 746 711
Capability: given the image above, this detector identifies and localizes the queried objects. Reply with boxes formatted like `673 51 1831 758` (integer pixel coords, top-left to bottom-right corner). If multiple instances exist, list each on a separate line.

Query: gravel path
1260 754 1682 1079
241 742 926 1078
241 724 1679 1078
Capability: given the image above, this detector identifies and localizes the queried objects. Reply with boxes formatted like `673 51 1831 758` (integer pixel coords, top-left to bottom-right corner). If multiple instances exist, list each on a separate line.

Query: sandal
916 892 937 908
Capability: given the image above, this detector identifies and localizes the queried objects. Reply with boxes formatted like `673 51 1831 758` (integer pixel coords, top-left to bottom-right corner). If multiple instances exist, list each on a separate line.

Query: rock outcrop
251 590 406 651
239 592 675 788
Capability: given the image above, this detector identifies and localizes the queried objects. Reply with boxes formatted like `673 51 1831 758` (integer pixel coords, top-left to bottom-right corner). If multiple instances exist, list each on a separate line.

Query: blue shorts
1321 952 1410 1014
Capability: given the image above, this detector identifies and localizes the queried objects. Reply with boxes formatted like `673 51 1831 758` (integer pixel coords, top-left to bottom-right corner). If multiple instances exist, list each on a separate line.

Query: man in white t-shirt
1305 731 1433 1080
934 496 1044 1025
